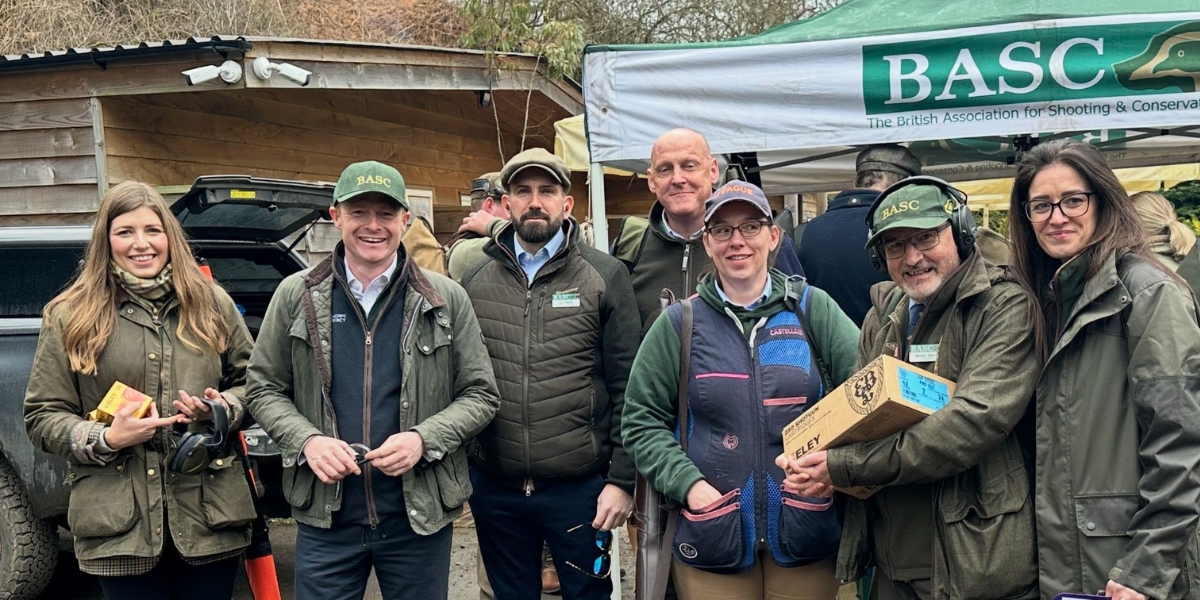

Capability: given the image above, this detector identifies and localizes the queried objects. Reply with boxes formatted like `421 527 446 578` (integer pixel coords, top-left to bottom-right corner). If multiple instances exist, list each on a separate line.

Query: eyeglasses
880 222 949 260
1024 192 1093 223
564 523 613 579
705 220 771 242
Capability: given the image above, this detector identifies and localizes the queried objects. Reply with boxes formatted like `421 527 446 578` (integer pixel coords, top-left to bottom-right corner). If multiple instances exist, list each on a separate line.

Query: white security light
252 56 312 86
181 60 243 86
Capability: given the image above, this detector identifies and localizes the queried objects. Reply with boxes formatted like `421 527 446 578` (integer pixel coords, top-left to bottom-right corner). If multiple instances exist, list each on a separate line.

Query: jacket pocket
673 489 745 570
67 458 137 539
939 467 1038 599
201 455 257 529
777 490 841 564
281 464 315 510
1075 494 1138 590
433 450 470 509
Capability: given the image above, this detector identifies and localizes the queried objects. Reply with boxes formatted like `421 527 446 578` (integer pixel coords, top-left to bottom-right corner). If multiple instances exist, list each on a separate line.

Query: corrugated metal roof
0 35 547 67
0 35 252 70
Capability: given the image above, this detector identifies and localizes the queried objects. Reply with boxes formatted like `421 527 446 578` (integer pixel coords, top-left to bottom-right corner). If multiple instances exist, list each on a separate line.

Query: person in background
403 214 448 275
1129 191 1196 271
1008 140 1200 600
447 172 510 281
624 180 859 600
25 181 256 600
782 177 1040 600
246 160 500 600
611 128 805 333
797 144 921 325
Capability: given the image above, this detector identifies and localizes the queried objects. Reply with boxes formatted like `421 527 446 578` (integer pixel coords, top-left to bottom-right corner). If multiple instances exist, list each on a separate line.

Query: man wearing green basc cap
247 160 500 600
780 177 1039 600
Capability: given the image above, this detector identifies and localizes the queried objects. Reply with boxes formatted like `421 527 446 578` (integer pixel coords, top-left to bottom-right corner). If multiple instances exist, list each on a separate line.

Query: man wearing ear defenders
246 161 501 600
780 177 1040 600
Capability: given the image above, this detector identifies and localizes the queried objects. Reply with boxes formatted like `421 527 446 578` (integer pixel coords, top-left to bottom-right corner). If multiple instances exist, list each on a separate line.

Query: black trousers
871 575 933 600
471 468 613 600
97 539 239 600
294 514 453 600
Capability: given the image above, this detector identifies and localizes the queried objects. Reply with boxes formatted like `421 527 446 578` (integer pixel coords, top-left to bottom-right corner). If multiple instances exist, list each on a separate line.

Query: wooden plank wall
102 88 535 254
101 88 631 259
0 98 101 225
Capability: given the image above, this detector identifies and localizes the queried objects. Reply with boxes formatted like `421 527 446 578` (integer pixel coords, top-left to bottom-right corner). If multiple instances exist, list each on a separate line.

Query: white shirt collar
716 275 773 309
343 253 399 292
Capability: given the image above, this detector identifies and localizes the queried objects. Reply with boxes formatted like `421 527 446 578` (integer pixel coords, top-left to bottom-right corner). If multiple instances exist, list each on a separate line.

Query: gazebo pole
590 161 610 251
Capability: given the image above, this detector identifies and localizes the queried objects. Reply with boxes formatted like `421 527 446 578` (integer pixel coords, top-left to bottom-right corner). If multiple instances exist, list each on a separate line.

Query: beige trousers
672 553 841 600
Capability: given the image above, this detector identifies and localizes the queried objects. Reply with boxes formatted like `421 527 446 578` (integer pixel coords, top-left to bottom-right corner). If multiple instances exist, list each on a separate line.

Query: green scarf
112 263 175 306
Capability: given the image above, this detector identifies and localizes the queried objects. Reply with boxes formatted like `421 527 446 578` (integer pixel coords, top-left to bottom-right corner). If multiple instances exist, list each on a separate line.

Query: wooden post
91 97 108 199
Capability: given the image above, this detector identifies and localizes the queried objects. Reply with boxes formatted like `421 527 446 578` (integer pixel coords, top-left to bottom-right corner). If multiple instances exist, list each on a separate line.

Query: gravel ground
37 514 637 600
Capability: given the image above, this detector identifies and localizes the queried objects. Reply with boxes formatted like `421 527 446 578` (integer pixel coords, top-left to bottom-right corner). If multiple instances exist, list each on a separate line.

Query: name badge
909 343 938 363
552 290 580 308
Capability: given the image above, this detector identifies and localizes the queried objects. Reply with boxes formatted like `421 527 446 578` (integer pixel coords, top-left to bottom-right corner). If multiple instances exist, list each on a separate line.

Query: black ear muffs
864 175 976 272
167 398 229 475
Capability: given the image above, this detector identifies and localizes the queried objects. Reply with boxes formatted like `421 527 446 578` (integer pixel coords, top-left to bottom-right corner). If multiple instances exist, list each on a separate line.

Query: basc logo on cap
356 175 391 188
881 200 919 220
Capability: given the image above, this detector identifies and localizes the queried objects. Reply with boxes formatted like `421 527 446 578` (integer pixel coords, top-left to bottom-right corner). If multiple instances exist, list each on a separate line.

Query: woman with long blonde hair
1129 191 1196 271
25 181 257 600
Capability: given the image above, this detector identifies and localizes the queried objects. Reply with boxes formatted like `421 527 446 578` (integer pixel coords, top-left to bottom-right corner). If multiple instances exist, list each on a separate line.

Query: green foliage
458 0 584 79
972 209 1009 237
458 0 839 80
1164 180 1200 235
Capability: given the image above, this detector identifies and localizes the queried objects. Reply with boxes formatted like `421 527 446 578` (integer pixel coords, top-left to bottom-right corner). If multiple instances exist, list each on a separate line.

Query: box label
898 369 951 411
846 366 884 415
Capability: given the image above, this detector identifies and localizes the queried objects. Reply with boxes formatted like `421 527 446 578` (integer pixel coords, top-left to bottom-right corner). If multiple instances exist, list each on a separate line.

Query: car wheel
0 458 57 599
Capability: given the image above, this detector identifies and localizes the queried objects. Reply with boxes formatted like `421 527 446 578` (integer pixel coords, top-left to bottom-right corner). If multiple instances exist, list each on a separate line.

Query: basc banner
583 12 1200 165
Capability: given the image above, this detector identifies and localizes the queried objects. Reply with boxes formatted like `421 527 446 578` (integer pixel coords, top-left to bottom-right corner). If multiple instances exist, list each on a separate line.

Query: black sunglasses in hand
348 443 371 466
564 523 613 579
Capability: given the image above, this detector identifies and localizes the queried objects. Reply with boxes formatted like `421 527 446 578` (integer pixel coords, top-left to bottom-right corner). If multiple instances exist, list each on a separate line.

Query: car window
205 256 287 293
0 247 84 318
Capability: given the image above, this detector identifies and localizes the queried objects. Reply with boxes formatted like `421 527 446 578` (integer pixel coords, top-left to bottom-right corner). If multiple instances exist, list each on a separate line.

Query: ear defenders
864 175 976 271
167 398 229 475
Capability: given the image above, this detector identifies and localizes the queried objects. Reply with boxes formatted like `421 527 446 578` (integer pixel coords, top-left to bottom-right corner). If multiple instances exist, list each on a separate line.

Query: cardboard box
87 381 153 423
781 355 955 499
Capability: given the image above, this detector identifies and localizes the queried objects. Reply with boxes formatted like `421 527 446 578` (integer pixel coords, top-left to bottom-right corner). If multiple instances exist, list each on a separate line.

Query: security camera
181 60 243 86
252 56 312 86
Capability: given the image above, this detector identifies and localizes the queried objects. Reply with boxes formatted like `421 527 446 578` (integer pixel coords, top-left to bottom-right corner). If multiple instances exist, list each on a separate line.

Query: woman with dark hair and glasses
623 181 859 599
1008 139 1200 600
24 181 256 600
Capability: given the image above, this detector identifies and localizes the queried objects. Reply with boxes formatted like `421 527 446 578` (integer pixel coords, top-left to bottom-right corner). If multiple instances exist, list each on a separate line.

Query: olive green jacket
245 247 500 533
1036 253 1200 600
25 287 256 562
829 250 1040 599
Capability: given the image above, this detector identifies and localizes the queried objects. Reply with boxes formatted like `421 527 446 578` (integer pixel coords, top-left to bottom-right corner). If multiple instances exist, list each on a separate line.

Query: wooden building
0 36 620 255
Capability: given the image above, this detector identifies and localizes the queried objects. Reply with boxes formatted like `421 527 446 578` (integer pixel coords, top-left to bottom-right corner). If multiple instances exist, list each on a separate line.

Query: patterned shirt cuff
69 420 118 466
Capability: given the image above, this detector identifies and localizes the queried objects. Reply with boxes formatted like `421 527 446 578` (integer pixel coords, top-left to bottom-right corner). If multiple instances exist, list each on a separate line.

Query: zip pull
682 244 690 272
366 332 373 346
523 477 535 497
524 291 532 317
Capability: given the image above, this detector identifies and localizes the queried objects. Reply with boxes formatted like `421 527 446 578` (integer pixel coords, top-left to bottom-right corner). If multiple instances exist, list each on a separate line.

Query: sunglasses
166 398 228 475
349 443 372 465
564 523 613 579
